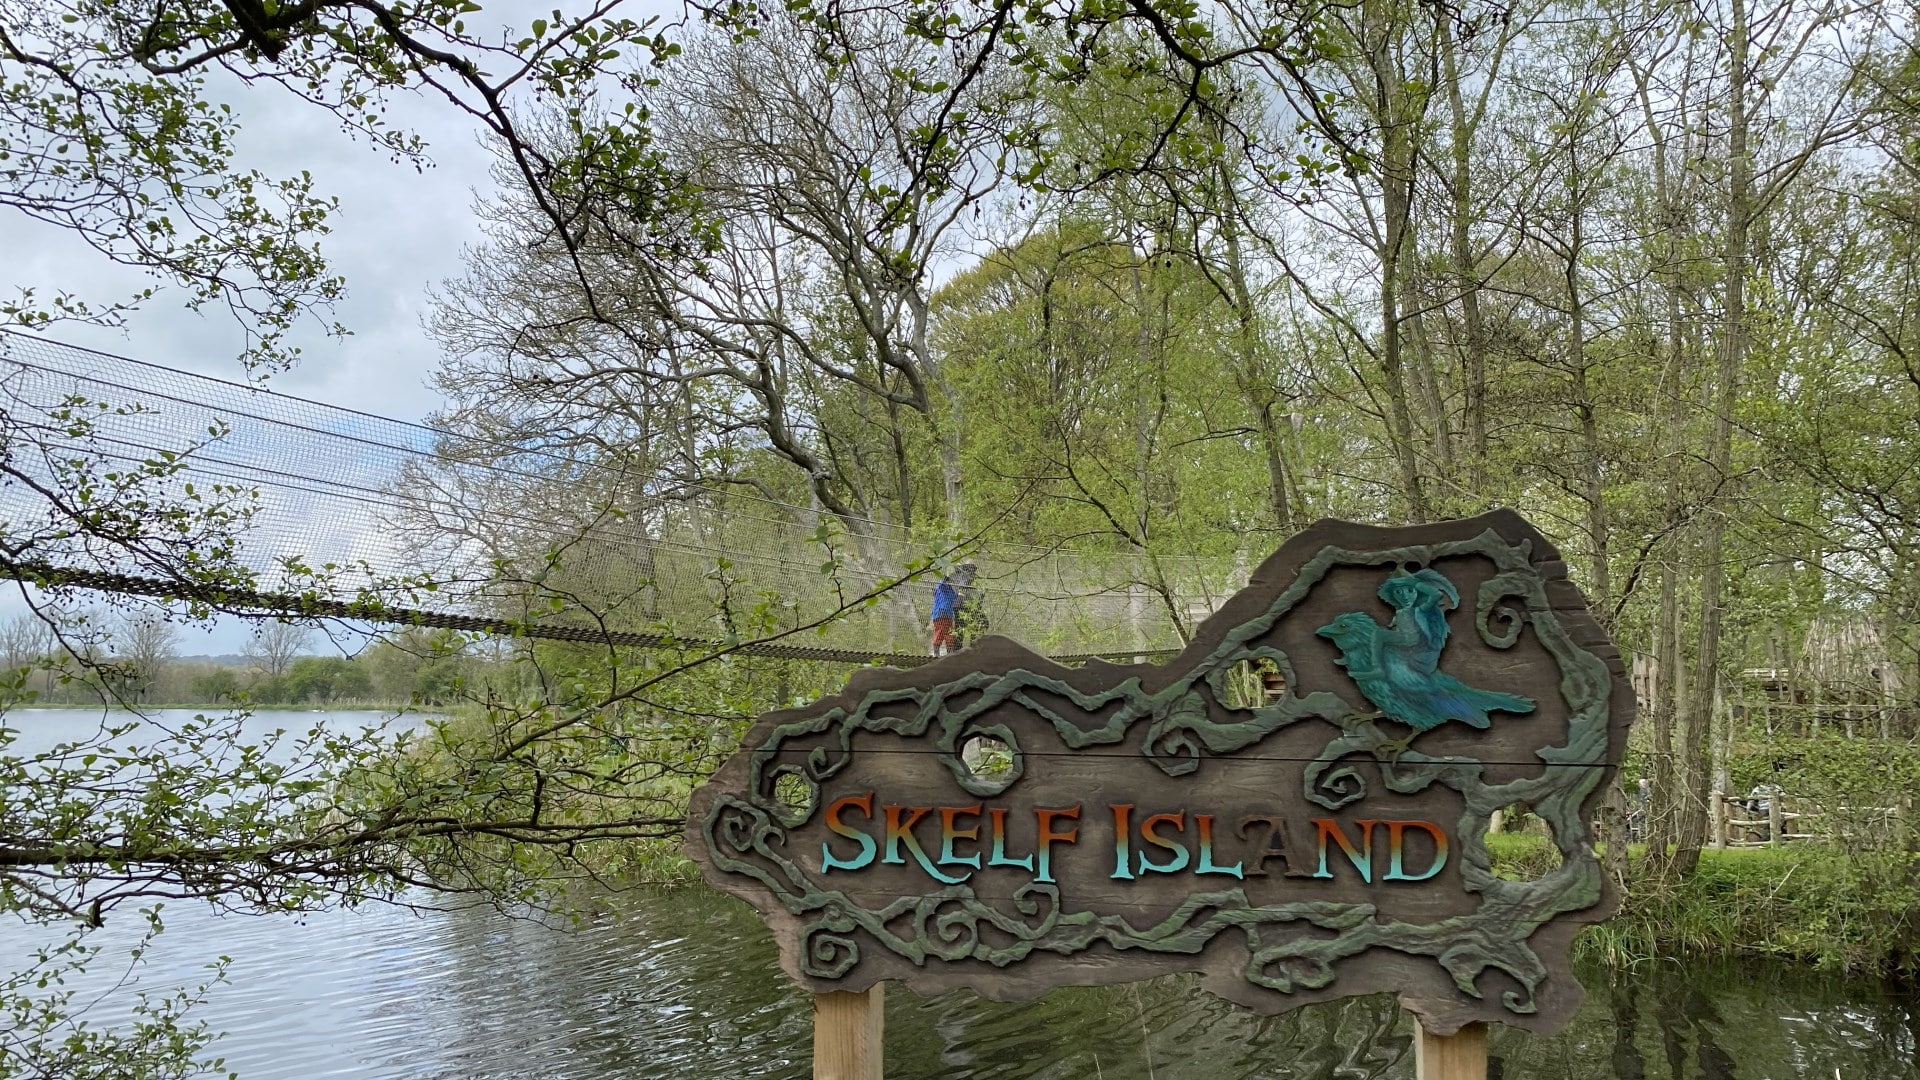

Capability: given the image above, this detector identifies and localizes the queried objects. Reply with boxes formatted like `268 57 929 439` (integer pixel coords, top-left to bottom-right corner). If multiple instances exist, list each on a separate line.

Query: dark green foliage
187 668 242 703
1485 837 1920 975
258 656 373 705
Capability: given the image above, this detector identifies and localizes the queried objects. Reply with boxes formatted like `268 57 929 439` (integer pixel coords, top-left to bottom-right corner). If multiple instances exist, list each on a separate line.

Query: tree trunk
1378 123 1430 520
1649 296 1692 874
1632 47 1694 880
1365 0 1431 521
940 404 964 534
1216 163 1298 534
885 395 914 531
1402 259 1454 487
1379 241 1429 518
1255 403 1296 534
1674 0 1752 879
1439 17 1490 497
1567 206 1609 610
1650 556 1681 869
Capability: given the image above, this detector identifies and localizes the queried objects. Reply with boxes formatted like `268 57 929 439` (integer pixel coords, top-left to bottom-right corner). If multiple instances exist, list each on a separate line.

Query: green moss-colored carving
701 527 1613 1018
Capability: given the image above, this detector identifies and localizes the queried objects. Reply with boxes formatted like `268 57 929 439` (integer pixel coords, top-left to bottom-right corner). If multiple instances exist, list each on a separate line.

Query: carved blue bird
1315 568 1535 747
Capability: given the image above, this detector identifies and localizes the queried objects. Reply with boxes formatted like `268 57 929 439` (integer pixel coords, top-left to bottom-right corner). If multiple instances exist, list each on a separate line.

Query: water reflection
4 884 1913 1080
1494 957 1920 1080
5 705 1917 1077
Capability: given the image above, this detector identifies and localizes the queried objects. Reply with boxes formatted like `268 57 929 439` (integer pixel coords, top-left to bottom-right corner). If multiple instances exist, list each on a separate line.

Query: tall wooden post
1416 1022 1487 1080
814 986 883 1080
1709 791 1725 849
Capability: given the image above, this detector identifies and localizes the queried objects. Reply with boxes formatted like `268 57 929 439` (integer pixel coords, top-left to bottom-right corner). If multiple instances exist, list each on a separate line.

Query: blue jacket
932 580 959 620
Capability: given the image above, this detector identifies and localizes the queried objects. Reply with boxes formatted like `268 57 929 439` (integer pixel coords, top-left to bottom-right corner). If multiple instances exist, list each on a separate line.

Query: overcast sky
5 83 497 417
3 71 506 657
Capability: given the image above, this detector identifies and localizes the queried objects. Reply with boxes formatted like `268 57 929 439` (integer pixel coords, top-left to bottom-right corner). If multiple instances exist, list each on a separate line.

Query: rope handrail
0 559 1183 668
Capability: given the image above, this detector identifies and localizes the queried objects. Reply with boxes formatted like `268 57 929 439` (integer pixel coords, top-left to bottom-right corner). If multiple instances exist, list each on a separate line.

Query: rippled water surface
7 711 1919 1078
36 890 1917 1080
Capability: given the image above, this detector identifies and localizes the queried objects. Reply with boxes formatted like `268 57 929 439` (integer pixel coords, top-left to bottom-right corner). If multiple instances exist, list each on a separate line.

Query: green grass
1617 846 1919 972
1485 832 1561 878
1485 833 1920 973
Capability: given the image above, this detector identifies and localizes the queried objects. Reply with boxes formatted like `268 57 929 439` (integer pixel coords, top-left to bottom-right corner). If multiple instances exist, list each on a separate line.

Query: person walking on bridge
929 562 978 656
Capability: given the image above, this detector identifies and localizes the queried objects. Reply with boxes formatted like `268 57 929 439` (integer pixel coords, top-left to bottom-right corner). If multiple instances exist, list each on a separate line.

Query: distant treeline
1 615 508 708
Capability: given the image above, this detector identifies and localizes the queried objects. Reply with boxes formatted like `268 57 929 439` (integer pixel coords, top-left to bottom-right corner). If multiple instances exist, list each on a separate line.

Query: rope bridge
0 331 1231 665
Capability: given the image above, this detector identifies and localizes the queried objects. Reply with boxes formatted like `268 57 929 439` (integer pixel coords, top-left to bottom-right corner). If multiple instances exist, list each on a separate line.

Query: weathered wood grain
1416 1021 1488 1080
812 987 883 1080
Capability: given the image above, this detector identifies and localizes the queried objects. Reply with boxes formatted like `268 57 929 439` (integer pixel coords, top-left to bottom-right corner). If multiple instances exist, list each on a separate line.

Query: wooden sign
686 510 1632 1037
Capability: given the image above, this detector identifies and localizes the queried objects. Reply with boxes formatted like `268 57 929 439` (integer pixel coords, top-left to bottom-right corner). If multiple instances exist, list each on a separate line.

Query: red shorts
931 617 956 649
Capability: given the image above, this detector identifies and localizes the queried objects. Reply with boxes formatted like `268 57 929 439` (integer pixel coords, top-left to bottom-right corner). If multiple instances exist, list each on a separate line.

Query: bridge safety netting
0 331 1241 662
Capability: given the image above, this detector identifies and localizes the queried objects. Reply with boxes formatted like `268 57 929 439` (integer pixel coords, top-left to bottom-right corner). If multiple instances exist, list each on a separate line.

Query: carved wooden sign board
686 510 1632 1035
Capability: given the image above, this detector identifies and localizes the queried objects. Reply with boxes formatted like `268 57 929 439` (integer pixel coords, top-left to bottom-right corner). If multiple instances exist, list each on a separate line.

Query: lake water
5 710 1918 1078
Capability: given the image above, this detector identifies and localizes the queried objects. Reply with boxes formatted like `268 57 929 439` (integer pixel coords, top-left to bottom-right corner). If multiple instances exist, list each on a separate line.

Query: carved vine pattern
701 528 1612 1016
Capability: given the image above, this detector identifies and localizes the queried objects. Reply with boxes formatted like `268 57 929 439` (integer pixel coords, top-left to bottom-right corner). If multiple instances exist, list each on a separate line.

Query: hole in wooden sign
1487 802 1564 880
1221 659 1286 709
961 734 1014 780
772 770 814 821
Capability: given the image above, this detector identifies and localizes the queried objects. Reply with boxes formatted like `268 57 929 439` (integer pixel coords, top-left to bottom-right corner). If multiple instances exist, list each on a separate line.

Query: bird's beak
1314 622 1337 638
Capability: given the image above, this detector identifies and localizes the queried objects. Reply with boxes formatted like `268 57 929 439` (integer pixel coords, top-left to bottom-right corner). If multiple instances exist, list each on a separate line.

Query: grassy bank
1488 834 1920 974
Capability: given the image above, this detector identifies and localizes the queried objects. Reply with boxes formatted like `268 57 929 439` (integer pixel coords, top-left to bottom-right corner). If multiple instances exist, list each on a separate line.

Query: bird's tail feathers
1430 685 1536 728
1463 687 1536 718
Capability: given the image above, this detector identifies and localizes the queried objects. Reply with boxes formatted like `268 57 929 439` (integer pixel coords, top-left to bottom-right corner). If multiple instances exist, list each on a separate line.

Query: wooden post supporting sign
813 985 883 1080
1416 1023 1487 1080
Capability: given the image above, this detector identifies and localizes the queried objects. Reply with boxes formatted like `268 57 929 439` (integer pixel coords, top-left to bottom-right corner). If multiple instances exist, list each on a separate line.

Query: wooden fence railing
1705 792 1906 848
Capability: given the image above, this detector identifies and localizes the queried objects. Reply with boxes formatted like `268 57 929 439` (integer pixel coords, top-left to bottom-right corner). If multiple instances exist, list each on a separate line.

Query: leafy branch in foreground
0 353 985 1074
1 910 233 1080
0 350 1003 913
1 0 683 368
1 512 977 924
